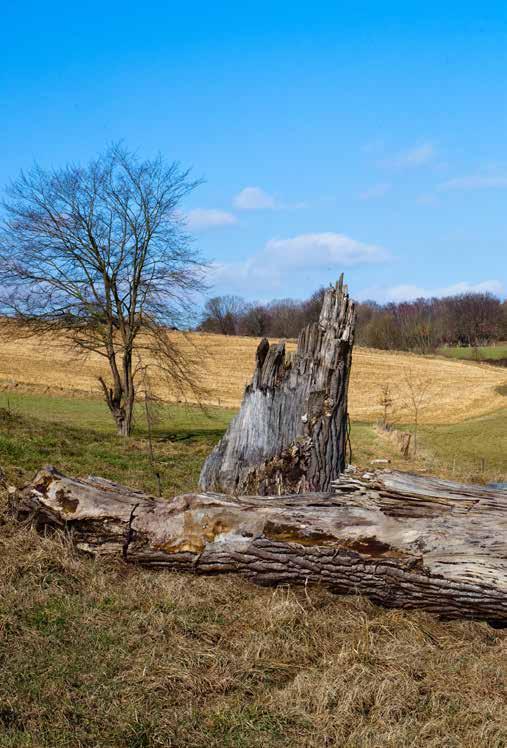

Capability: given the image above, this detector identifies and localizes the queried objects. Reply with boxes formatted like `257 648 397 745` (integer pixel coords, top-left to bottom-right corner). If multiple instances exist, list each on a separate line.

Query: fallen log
199 275 356 495
14 465 507 623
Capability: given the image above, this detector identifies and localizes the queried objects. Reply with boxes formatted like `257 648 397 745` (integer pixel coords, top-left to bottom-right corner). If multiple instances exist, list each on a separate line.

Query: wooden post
199 276 356 495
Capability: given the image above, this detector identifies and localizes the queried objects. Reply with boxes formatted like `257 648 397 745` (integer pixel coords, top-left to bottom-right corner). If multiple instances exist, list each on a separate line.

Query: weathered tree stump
14 466 507 623
199 276 356 495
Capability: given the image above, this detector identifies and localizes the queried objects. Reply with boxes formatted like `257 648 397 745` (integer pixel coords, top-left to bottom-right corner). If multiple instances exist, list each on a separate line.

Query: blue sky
1 1 506 303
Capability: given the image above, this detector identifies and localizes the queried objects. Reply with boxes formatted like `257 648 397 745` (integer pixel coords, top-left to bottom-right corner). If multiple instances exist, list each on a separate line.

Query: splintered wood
199 277 356 495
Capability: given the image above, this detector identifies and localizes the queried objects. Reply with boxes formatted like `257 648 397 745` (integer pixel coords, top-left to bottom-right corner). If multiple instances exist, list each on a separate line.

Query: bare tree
0 144 207 436
378 383 394 429
199 295 245 335
267 299 304 338
402 369 432 456
447 293 504 347
238 303 271 337
138 360 162 496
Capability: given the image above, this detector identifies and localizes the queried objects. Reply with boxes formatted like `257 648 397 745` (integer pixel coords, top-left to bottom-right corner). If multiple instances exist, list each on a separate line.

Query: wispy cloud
379 142 436 170
210 232 390 296
438 175 507 191
264 233 389 267
233 186 305 211
233 187 276 211
358 182 391 200
358 279 504 303
186 208 238 232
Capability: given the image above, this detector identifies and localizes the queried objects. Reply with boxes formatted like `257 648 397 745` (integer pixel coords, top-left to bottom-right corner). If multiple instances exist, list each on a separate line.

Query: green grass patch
0 390 233 436
438 343 507 361
416 408 507 481
352 416 506 482
0 392 234 496
0 390 504 491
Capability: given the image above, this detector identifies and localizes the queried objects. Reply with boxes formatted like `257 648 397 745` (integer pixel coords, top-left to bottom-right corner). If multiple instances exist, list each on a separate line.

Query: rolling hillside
0 329 506 424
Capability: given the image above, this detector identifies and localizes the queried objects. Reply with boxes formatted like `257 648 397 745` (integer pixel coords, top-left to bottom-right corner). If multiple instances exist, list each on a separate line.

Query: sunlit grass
438 343 507 361
0 392 506 746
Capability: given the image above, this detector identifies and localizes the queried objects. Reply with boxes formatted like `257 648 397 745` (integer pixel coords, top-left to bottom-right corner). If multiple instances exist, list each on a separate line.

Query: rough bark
14 466 507 623
199 276 356 495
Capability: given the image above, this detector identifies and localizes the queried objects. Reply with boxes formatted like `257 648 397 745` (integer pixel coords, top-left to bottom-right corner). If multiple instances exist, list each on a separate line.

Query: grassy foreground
0 393 233 496
0 393 506 746
2 513 506 748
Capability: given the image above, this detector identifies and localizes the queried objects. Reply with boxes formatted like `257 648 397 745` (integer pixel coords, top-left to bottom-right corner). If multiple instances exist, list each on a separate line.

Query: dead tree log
14 466 507 623
199 276 356 495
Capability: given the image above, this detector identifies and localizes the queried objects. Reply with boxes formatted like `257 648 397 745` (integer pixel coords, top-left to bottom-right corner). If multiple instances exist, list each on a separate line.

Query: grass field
0 392 437 490
0 396 232 496
1 328 506 423
0 389 504 490
438 343 507 361
0 334 506 746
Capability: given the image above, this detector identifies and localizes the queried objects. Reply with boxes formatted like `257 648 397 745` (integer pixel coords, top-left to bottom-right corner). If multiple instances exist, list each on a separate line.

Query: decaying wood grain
14 465 507 623
199 276 356 495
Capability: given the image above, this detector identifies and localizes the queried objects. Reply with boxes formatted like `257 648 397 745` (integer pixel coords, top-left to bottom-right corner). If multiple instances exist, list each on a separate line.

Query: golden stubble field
0 330 506 424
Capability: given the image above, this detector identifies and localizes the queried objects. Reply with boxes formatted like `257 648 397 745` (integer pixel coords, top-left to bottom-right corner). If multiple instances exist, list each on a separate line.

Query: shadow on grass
153 427 227 443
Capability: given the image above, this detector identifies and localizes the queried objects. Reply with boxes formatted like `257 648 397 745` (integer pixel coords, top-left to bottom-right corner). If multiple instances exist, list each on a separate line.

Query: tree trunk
110 400 131 438
199 276 356 495
99 362 135 437
14 466 507 624
119 388 135 438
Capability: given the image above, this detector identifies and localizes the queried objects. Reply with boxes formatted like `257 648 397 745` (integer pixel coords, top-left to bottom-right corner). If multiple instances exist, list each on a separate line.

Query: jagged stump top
199 276 356 495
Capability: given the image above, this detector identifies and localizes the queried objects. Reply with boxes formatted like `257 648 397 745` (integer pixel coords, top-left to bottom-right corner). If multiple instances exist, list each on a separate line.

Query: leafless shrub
402 369 432 456
378 383 395 430
138 361 163 496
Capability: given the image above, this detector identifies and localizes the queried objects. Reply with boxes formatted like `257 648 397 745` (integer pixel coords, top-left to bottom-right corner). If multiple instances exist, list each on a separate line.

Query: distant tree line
199 289 326 339
199 289 507 352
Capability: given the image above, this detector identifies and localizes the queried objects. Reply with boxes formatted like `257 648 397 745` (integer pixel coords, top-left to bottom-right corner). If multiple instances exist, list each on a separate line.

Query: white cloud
438 280 504 297
233 186 276 211
358 183 391 200
358 279 504 304
438 175 507 191
186 208 238 232
210 232 390 297
264 233 389 267
380 142 436 169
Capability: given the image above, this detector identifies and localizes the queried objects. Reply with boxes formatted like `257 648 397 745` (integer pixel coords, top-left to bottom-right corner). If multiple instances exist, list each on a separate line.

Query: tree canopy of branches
356 293 506 352
198 287 326 340
0 145 207 436
199 295 246 335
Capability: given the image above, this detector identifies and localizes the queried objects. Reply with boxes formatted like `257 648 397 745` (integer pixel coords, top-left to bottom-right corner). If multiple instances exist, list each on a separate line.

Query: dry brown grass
1 496 506 748
0 335 505 746
1 329 506 425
